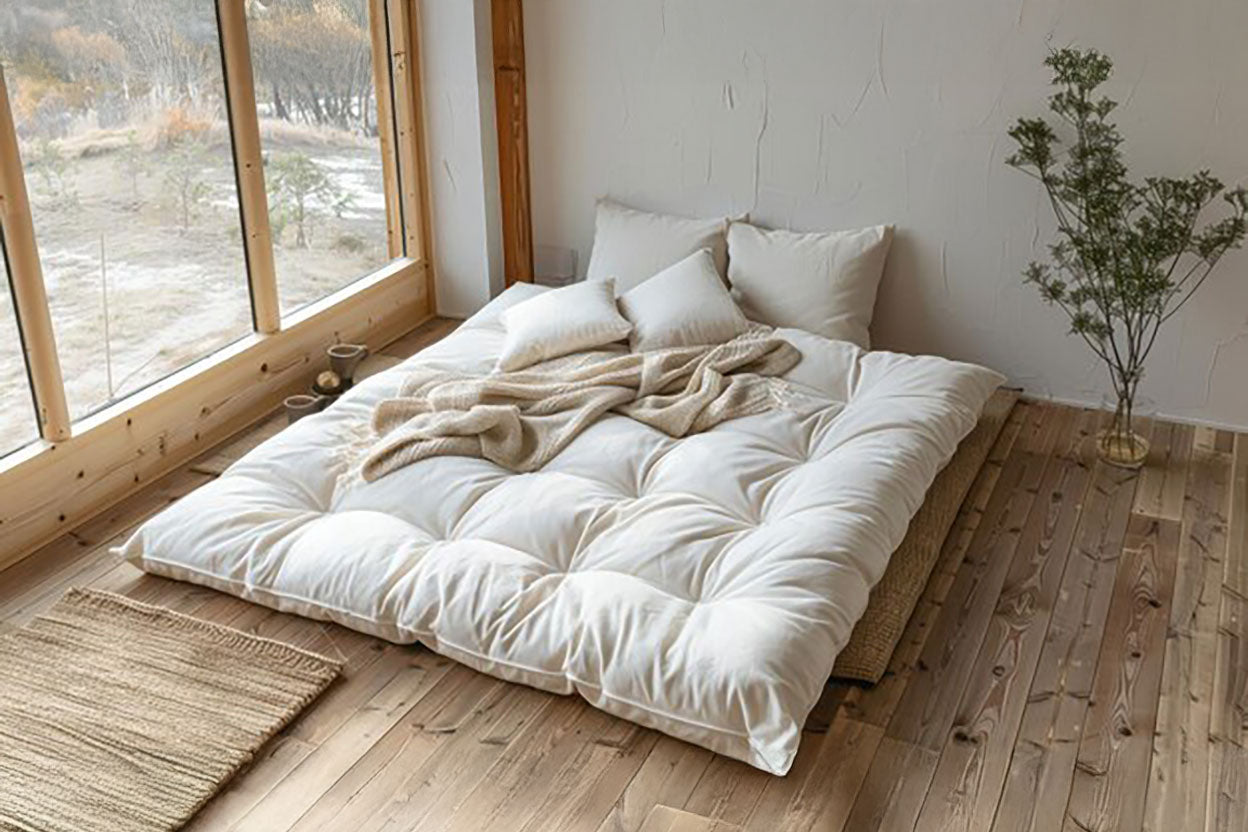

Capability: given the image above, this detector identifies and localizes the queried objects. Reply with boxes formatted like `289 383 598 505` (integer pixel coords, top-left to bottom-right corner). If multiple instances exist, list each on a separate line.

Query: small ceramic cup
328 344 369 389
284 393 325 425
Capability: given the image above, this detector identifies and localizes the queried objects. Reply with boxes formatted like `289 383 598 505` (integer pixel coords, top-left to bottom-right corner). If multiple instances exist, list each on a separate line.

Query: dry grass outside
0 122 390 455
0 0 396 459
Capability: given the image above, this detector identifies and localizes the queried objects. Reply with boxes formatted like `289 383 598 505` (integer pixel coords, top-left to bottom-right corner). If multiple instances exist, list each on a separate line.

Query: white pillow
497 279 632 371
727 222 894 348
619 249 748 352
586 200 730 293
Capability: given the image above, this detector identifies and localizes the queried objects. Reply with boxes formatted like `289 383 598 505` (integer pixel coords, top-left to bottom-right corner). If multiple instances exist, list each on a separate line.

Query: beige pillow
619 249 748 352
727 222 893 348
586 200 730 293
498 279 632 371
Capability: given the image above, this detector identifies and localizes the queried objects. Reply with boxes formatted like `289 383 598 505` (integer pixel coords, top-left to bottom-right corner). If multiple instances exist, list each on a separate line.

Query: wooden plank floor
1 316 1245 832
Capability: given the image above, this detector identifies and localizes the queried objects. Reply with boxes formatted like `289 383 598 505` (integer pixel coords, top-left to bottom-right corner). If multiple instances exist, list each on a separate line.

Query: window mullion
0 68 70 442
217 0 281 335
370 0 404 260
386 0 428 264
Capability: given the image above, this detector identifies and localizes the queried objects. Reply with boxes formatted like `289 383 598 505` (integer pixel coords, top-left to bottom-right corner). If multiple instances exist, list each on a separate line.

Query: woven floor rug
0 588 342 832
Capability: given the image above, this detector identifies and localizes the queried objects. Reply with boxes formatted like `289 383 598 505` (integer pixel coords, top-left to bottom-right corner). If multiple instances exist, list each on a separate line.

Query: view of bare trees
0 0 390 453
2 0 218 138
250 0 378 135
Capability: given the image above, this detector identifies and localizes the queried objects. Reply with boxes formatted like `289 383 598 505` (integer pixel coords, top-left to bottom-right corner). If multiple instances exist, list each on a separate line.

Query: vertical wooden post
217 0 281 334
387 0 432 270
368 0 404 260
492 0 533 285
0 68 71 441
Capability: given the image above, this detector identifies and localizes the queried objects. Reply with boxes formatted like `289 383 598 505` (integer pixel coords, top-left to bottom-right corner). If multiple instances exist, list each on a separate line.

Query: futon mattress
118 283 1003 774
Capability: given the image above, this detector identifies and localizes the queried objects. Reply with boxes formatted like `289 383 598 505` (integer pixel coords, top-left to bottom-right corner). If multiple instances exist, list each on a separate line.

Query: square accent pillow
498 279 632 371
727 222 894 348
619 249 748 352
586 200 730 293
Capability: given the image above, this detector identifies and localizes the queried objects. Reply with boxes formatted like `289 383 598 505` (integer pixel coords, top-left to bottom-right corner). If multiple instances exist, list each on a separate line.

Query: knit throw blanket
352 329 801 483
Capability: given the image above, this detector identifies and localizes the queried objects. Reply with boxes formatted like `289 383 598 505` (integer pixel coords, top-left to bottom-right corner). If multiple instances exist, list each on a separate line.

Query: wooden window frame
0 70 71 443
0 0 435 571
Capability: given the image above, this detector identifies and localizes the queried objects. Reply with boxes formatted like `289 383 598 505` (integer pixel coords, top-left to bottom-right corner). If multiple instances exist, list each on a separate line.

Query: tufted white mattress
118 283 1004 774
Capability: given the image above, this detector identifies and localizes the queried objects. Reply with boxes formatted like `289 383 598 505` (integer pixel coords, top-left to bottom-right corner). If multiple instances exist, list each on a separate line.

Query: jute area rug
832 387 1020 683
0 588 342 832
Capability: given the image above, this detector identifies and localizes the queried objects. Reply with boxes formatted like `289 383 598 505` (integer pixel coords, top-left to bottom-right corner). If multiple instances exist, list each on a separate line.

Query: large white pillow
585 200 730 293
497 279 632 371
727 222 894 348
619 249 748 352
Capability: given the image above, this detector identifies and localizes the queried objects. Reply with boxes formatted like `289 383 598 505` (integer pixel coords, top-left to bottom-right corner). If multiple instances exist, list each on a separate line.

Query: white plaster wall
524 0 1248 428
419 0 505 319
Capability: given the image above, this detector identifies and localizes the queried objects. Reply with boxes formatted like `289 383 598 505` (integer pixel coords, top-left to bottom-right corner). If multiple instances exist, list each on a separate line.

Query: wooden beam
0 67 71 441
217 0 281 334
0 260 430 572
408 0 435 306
368 0 404 260
492 0 534 285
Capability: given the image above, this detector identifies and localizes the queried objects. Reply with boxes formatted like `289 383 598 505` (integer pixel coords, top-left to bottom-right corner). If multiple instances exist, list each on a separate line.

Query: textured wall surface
420 0 504 318
523 0 1248 427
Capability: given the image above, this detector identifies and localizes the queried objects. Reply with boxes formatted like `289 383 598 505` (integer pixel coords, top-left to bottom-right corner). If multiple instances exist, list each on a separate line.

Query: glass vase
1097 392 1151 469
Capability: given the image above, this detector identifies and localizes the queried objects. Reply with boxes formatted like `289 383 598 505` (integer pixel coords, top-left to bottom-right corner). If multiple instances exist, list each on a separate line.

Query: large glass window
248 0 394 315
4 0 253 421
0 251 39 458
0 0 418 463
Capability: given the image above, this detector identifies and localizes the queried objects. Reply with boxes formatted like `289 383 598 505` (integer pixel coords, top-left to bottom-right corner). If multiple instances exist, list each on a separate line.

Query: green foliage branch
163 138 211 232
1007 47 1247 442
266 151 353 248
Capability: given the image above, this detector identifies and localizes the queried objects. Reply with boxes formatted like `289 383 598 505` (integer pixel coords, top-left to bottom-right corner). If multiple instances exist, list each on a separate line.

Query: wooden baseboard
0 260 432 572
